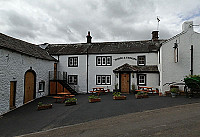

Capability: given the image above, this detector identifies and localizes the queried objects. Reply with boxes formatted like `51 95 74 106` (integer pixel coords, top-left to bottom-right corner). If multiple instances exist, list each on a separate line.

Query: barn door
24 70 36 103
10 81 16 110
120 73 130 93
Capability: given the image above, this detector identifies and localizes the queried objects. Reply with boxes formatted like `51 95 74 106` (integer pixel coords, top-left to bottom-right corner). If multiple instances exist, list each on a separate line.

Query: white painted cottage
0 33 56 115
159 21 200 93
46 31 165 94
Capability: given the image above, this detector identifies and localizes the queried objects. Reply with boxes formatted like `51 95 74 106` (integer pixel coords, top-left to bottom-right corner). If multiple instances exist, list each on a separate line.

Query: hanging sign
114 57 137 61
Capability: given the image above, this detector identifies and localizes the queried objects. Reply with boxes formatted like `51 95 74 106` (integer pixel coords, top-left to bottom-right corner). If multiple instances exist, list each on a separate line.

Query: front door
10 81 16 110
24 71 35 103
120 73 130 93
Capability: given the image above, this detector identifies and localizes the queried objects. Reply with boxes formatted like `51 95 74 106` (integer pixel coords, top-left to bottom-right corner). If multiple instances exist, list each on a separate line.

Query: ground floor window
137 74 146 85
96 75 111 85
38 82 45 92
68 75 78 85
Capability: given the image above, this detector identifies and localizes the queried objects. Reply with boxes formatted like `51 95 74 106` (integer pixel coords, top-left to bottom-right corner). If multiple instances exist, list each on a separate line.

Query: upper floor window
137 74 146 85
96 56 112 66
137 56 146 66
174 48 178 63
68 75 78 85
96 75 111 85
68 57 78 67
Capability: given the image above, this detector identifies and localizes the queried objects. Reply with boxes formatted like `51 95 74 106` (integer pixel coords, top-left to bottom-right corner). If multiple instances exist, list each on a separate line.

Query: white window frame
96 56 112 66
137 74 146 85
39 82 45 92
97 57 101 66
96 75 111 85
68 57 78 67
68 75 78 85
137 56 146 66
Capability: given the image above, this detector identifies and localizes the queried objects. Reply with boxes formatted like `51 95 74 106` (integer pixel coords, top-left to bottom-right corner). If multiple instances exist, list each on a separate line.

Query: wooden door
24 71 35 103
10 81 16 110
121 73 130 93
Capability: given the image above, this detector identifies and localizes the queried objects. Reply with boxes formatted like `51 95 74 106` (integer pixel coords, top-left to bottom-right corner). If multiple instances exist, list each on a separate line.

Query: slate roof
113 63 159 73
46 40 165 55
0 33 56 61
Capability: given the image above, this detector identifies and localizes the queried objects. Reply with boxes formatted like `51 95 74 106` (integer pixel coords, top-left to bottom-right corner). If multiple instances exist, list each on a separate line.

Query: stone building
0 33 56 115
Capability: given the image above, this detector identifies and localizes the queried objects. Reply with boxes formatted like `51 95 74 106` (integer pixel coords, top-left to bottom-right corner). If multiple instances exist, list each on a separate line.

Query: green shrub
113 92 121 97
65 97 77 103
170 88 179 93
88 95 99 99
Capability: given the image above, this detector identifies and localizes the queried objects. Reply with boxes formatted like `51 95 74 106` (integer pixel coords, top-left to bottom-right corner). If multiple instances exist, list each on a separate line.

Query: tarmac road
19 103 200 137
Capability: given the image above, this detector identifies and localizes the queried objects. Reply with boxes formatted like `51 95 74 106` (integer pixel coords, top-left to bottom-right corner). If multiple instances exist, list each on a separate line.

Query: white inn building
0 21 200 115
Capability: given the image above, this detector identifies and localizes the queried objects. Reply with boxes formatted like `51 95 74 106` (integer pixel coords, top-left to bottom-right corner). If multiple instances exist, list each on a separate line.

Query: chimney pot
86 31 92 43
152 31 159 41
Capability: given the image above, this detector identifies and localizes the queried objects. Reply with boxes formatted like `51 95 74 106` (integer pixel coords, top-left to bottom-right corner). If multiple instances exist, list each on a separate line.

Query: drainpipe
190 45 193 75
86 47 89 94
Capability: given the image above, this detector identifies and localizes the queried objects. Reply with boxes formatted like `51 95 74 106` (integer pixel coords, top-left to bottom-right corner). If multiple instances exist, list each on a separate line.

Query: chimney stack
86 31 92 43
152 31 159 41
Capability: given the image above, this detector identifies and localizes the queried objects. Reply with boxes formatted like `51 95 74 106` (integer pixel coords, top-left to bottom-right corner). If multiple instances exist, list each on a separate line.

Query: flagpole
157 16 160 30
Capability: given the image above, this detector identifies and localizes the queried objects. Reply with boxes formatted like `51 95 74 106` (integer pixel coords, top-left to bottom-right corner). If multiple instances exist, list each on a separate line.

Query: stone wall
0 49 54 115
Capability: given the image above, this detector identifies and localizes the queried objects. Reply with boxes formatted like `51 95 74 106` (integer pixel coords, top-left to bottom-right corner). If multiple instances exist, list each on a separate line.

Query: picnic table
135 86 157 94
90 87 106 96
53 92 75 103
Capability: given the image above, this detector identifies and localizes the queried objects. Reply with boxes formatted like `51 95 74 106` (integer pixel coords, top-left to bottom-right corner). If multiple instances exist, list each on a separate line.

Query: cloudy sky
1 0 200 44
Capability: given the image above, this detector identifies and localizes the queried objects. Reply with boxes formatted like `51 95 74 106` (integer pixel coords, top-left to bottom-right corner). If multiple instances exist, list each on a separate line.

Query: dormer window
137 56 146 66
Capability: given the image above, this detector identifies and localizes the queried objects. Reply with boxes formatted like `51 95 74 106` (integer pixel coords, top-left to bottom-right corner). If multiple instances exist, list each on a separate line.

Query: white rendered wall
0 49 54 115
57 52 159 93
159 21 200 93
57 55 87 93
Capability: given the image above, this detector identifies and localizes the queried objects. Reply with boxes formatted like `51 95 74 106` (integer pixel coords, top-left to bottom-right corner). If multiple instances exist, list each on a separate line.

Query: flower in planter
113 92 121 97
143 92 149 98
65 97 77 106
170 88 179 98
37 102 52 110
38 102 43 106
113 92 126 100
135 91 143 99
88 95 101 103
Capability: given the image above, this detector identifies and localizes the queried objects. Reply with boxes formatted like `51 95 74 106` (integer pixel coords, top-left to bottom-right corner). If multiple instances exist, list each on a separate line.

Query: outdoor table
138 86 155 94
91 87 106 96
54 92 74 103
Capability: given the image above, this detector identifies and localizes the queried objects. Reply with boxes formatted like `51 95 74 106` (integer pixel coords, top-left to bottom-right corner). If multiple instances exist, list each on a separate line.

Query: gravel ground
0 93 200 137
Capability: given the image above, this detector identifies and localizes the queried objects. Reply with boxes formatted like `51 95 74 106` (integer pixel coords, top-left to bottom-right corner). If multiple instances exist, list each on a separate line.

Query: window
39 82 45 92
68 75 78 85
174 48 178 63
137 74 146 85
96 75 111 85
137 56 146 66
96 56 112 66
68 57 78 67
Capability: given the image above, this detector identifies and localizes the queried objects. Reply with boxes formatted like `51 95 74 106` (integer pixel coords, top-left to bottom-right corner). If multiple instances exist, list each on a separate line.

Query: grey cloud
1 0 200 44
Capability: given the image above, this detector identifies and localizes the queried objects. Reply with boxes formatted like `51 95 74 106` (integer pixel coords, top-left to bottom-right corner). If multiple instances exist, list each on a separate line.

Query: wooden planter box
65 102 77 106
89 98 101 103
113 95 126 100
37 104 52 110
135 95 143 99
143 94 149 98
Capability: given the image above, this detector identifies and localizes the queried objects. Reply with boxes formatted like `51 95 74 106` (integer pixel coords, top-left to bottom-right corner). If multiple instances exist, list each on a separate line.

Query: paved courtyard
0 93 200 137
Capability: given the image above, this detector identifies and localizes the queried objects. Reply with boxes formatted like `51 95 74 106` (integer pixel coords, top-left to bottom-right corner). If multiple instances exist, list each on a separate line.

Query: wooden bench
53 96 66 103
65 95 75 98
